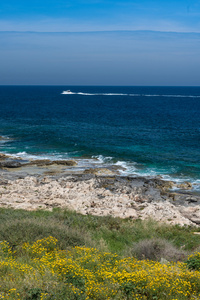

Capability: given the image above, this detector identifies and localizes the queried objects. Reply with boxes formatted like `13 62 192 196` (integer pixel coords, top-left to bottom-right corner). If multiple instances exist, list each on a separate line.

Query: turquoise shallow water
0 86 200 188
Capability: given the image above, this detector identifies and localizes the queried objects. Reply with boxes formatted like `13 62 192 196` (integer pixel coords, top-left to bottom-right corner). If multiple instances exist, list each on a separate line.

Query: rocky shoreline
0 153 200 226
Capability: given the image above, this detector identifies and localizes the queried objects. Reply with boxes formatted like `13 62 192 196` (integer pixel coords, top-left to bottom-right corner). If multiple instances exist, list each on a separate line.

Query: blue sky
0 0 200 85
1 0 200 32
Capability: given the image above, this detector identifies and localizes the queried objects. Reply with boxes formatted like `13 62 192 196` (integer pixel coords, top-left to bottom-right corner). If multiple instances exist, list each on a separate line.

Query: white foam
192 179 200 191
0 136 10 144
115 163 200 191
92 155 113 163
115 161 128 168
5 151 70 161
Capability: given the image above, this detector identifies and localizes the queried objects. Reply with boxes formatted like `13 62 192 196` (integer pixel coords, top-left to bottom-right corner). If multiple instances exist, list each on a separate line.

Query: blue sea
0 86 200 189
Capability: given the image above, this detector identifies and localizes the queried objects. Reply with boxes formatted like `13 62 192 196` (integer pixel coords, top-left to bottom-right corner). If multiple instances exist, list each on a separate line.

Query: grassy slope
1 208 200 300
0 207 200 255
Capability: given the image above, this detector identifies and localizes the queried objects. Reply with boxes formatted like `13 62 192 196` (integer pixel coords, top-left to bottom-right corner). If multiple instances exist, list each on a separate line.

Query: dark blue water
0 86 200 186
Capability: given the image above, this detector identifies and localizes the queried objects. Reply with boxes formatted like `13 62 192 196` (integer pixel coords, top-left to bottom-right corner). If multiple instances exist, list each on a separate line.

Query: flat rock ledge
0 174 200 227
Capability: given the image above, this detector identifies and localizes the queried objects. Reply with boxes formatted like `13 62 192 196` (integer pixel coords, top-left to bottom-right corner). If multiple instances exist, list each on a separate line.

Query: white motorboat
61 90 73 94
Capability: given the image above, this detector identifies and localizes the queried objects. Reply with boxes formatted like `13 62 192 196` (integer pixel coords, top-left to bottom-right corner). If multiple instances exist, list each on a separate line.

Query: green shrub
131 238 187 262
186 252 200 271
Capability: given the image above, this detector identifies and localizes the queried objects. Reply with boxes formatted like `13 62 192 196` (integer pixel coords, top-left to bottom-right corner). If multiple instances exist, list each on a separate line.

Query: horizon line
1 84 200 87
1 29 200 35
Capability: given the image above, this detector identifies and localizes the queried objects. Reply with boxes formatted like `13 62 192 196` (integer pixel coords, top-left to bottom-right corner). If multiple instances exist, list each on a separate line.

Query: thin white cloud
0 13 200 33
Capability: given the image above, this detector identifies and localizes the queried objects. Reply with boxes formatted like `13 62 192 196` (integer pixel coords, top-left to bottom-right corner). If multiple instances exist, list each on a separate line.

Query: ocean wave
1 150 200 191
92 155 113 163
115 160 137 172
0 136 11 144
112 161 200 191
4 151 70 161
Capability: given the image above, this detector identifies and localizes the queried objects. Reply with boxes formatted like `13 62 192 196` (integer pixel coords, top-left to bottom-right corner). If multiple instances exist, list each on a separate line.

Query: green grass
0 207 200 256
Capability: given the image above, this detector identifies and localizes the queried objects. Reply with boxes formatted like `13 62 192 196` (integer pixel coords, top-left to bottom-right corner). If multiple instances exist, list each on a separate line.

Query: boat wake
61 91 200 98
61 91 127 96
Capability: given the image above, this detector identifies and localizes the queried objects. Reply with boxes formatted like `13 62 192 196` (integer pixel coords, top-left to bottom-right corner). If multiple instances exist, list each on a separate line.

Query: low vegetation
1 207 200 299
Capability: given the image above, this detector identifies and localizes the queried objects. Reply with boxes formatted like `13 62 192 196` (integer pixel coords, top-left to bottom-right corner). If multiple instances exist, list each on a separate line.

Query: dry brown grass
131 238 188 262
